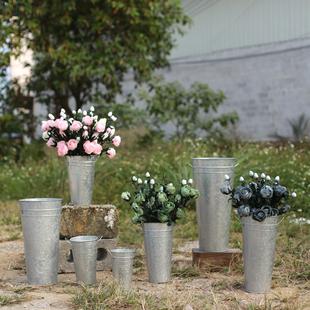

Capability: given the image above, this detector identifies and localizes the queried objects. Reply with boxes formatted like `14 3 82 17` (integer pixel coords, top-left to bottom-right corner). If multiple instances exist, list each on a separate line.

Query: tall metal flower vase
66 155 98 206
242 216 279 293
191 158 235 252
142 222 175 283
19 198 62 285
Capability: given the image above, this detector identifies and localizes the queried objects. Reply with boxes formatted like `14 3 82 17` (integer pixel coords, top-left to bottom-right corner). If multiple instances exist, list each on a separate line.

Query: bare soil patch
0 240 309 309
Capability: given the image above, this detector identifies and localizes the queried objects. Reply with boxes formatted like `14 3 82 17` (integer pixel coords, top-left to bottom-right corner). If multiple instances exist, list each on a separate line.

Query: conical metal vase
19 198 62 285
192 158 235 252
66 155 97 206
143 222 174 283
242 216 278 293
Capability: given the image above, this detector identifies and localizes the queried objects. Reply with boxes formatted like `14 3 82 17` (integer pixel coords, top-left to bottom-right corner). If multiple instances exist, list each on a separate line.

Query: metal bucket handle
188 163 239 168
96 236 103 245
105 246 113 258
235 215 284 225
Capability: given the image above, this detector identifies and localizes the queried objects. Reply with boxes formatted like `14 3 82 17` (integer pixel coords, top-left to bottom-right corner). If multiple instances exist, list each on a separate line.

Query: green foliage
0 0 191 116
138 75 239 139
121 173 200 225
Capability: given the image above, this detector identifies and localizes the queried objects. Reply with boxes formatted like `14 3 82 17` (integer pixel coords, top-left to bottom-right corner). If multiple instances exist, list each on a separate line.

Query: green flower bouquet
121 172 200 225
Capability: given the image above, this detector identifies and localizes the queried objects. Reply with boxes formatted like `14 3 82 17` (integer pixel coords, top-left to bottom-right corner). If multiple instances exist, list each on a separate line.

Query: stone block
60 204 119 239
58 238 117 273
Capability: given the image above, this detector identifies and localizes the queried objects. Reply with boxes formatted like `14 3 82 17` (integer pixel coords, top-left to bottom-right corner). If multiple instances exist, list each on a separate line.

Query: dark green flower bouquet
121 172 200 225
220 171 297 222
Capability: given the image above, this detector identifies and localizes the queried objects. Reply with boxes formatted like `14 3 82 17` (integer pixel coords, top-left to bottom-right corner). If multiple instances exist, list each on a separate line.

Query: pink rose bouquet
41 107 121 158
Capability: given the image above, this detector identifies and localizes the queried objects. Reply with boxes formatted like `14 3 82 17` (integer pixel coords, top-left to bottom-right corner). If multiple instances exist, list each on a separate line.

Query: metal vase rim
192 157 235 252
242 215 279 294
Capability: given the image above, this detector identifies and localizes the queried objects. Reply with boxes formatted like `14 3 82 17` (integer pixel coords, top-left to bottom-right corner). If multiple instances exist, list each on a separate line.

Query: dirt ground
0 240 310 310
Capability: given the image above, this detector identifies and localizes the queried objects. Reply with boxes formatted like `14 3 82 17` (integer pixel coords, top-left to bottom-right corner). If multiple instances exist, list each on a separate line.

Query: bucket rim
19 198 62 202
70 235 98 242
111 249 135 254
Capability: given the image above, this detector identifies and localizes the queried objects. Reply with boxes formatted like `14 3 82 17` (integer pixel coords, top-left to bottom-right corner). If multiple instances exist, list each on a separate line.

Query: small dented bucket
242 216 279 293
143 222 174 283
67 155 97 206
69 236 99 285
192 158 235 252
107 248 137 291
19 198 62 285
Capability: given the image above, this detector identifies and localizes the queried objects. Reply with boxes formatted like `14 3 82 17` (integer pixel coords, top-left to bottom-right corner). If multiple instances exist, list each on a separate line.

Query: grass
0 132 310 308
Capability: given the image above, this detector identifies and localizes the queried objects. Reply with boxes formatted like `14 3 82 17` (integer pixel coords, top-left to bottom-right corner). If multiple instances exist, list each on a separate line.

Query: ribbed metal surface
143 223 174 283
192 158 235 252
242 216 278 293
110 249 135 291
70 236 98 285
171 0 310 59
66 156 97 206
19 198 62 285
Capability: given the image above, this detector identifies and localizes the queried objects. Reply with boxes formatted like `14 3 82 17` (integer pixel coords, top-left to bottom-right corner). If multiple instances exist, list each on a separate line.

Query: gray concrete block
58 238 117 273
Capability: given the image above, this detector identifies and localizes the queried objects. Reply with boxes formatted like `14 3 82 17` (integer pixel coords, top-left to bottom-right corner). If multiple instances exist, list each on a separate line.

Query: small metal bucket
19 198 62 285
106 248 137 290
191 158 235 252
143 222 175 283
68 235 100 285
66 155 97 206
242 216 279 293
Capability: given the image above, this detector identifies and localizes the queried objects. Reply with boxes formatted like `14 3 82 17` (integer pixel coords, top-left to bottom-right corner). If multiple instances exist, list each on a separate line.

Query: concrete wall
155 38 310 141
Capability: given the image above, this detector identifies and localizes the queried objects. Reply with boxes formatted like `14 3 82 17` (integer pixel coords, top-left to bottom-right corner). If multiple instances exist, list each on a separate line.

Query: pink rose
58 120 68 131
93 143 102 155
59 130 66 136
41 122 48 132
107 148 116 159
70 121 83 131
82 131 88 138
46 119 55 130
57 141 68 156
95 121 105 132
46 137 56 147
83 141 95 154
107 127 115 137
68 139 78 151
112 136 121 147
83 116 93 126
53 118 62 128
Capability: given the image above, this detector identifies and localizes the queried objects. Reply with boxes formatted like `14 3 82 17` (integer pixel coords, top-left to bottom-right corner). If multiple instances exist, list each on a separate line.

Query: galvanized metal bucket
68 235 100 285
106 248 138 291
66 155 98 206
191 158 235 252
19 198 62 285
242 216 279 293
143 222 175 283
